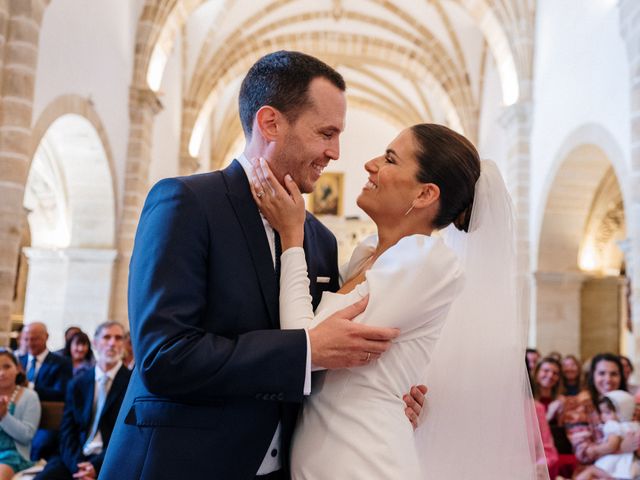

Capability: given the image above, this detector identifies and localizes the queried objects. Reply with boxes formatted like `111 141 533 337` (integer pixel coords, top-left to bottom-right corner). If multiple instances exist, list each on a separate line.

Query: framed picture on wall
309 172 343 216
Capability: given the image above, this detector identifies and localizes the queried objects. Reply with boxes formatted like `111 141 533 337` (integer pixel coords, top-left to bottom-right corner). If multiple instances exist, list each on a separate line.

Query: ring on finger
365 352 371 362
256 191 265 198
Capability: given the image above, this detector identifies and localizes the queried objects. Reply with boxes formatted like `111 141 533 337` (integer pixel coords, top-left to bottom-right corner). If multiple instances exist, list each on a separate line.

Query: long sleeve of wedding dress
279 247 315 330
280 236 464 338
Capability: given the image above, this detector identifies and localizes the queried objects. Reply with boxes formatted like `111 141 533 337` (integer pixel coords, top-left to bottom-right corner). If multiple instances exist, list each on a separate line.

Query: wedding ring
256 191 265 198
365 352 371 362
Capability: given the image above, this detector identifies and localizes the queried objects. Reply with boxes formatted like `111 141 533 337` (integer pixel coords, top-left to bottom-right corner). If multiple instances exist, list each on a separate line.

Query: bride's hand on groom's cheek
403 385 427 430
250 157 305 248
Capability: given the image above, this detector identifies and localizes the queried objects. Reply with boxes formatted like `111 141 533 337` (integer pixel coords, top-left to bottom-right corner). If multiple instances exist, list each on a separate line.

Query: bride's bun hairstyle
410 124 481 232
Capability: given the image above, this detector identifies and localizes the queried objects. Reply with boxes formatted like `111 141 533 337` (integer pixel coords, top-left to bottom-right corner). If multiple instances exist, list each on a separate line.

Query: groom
101 51 424 480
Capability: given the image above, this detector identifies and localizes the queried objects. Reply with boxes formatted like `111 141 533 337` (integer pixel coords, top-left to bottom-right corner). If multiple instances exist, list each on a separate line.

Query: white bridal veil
417 160 549 479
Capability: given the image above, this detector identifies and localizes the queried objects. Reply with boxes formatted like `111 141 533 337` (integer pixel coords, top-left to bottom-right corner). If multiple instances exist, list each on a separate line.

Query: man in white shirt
36 321 131 480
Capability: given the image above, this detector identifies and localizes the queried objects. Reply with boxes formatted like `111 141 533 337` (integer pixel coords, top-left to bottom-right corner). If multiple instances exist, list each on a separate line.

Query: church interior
0 1 638 478
0 0 637 455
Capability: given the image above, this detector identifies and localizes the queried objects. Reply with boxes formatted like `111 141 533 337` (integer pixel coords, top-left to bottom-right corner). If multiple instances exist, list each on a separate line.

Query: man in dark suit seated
19 322 73 460
36 321 130 480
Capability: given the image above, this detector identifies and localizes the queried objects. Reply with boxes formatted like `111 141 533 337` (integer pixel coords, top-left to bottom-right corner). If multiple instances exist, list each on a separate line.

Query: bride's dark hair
410 124 481 232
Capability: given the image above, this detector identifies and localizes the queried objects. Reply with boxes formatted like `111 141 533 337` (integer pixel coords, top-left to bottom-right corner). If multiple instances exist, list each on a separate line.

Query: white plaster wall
33 0 143 218
324 107 399 219
477 54 508 172
531 0 630 254
149 33 183 184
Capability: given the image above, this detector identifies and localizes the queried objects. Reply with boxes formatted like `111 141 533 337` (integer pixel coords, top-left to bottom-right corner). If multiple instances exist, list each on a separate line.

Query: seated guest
121 332 134 371
548 351 562 362
10 325 27 356
533 356 564 422
0 349 40 479
560 353 640 477
561 354 583 396
19 322 72 460
54 327 82 357
534 400 559 478
620 355 638 395
526 348 540 376
35 321 131 480
62 332 94 377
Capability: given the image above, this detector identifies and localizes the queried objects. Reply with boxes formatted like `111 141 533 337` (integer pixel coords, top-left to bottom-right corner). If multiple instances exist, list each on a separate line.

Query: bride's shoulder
376 234 461 274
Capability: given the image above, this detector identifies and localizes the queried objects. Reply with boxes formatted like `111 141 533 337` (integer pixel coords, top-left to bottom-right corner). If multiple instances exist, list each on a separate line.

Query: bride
251 123 545 479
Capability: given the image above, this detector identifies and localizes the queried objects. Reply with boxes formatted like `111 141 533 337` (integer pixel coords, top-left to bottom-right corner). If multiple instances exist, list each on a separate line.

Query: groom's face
272 77 346 194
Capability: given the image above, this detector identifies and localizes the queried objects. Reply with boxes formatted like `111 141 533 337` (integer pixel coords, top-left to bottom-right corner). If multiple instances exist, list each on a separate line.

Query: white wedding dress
280 233 464 479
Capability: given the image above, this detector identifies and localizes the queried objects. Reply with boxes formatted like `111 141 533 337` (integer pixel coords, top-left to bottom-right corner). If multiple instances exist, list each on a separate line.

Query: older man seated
35 321 131 480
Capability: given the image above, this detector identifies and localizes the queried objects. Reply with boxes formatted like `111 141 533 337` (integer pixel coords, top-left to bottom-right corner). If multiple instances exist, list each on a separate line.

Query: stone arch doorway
22 111 117 349
535 128 629 362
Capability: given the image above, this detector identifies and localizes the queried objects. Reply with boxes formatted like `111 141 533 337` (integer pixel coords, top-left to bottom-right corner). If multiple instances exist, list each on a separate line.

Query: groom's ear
255 106 283 142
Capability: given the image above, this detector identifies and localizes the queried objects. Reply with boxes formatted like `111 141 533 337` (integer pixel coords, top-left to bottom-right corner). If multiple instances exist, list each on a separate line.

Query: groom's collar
236 153 253 180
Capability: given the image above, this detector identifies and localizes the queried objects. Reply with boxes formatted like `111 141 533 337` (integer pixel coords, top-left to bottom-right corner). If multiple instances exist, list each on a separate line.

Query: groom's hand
403 385 427 430
309 296 399 369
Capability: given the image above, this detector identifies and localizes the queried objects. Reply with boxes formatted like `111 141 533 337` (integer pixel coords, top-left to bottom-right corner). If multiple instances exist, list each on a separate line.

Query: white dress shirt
82 360 123 456
238 154 312 475
26 349 49 389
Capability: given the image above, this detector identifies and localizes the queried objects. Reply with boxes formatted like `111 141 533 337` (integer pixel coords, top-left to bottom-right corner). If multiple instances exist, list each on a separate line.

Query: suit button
277 393 284 400
269 393 277 400
271 449 278 457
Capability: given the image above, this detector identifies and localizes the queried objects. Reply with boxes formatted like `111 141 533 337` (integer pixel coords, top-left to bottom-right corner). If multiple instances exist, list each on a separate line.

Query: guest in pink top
535 401 559 478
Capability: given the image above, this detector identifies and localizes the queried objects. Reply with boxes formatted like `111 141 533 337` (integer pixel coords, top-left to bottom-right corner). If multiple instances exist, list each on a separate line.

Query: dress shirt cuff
303 329 312 395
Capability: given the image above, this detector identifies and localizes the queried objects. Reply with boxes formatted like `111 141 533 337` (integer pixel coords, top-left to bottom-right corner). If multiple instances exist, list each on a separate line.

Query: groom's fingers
336 295 369 320
353 323 400 342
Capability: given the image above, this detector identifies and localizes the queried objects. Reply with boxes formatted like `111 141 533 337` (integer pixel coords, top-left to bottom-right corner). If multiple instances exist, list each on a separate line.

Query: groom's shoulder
150 171 225 199
305 211 336 241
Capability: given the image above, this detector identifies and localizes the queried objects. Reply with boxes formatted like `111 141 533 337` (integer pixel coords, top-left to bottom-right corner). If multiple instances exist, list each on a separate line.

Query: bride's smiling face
357 129 424 221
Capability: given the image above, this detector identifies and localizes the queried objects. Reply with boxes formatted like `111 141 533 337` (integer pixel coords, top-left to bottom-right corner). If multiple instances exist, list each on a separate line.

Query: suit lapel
303 217 319 308
223 160 279 327
36 354 51 385
101 366 128 421
80 369 95 428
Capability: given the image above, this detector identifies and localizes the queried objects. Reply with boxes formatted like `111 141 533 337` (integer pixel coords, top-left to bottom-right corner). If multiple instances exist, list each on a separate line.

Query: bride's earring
404 200 417 216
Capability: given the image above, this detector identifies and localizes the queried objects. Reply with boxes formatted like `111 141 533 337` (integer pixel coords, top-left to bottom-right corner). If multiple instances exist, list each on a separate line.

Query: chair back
39 401 64 431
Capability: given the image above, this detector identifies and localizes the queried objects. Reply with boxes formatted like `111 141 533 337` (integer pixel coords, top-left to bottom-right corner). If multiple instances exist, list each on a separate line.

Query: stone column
534 271 586 356
499 100 533 336
618 238 636 379
110 87 162 325
581 276 626 360
0 0 9 92
23 248 117 349
619 0 640 351
0 0 46 344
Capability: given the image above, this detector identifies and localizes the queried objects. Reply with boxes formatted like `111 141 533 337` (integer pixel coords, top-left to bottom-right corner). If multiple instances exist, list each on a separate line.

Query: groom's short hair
238 50 345 138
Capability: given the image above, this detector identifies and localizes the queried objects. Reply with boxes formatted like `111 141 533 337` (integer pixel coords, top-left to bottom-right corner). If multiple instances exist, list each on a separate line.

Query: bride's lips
362 176 378 191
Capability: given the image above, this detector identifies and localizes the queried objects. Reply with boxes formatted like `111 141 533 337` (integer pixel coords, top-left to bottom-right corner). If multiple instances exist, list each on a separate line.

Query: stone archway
535 126 629 360
23 108 117 349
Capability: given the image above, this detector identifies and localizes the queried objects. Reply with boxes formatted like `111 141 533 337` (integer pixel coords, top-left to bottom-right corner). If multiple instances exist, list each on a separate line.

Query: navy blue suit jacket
19 352 72 401
100 161 339 480
59 365 131 473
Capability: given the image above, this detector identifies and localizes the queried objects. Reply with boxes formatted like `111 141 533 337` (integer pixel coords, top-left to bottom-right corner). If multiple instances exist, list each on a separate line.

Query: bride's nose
364 158 378 173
